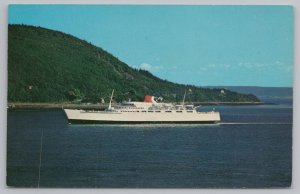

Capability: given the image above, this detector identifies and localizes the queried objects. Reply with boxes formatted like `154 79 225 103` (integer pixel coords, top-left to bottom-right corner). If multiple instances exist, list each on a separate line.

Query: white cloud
237 61 291 70
140 63 164 72
223 64 231 68
200 63 231 70
153 65 164 70
169 66 177 70
140 63 152 71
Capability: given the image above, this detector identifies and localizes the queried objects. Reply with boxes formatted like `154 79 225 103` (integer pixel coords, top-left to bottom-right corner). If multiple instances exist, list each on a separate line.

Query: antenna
108 89 114 110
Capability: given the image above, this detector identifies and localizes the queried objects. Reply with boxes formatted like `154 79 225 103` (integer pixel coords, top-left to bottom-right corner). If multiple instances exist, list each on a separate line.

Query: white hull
64 109 221 124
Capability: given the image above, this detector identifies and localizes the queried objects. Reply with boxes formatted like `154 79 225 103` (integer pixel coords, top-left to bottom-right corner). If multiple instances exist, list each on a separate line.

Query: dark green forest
8 24 260 103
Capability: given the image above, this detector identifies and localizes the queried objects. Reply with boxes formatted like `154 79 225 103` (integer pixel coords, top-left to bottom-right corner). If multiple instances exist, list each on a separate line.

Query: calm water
7 103 292 188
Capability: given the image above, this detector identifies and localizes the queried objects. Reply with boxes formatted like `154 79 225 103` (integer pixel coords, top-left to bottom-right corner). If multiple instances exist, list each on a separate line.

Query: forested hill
8 24 260 103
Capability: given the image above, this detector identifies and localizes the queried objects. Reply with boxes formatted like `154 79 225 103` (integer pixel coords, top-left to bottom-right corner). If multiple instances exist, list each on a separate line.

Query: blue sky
8 5 293 87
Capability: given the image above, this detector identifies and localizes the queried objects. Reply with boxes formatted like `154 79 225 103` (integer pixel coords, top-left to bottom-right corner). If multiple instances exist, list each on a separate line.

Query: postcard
7 5 293 188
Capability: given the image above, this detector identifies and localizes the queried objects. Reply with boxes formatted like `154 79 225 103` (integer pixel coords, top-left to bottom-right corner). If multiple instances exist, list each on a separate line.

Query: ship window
187 111 193 113
155 111 161 112
142 110 146 112
148 111 153 113
165 111 172 113
176 111 183 113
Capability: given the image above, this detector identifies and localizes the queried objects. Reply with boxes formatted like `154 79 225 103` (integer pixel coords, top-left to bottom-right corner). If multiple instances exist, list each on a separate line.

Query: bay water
7 102 292 188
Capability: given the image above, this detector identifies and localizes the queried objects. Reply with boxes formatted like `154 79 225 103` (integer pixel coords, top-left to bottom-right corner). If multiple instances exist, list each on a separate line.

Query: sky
8 5 294 87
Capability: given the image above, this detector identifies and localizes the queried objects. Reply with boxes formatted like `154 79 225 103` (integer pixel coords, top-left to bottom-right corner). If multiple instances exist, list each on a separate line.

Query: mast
182 91 186 106
108 89 114 110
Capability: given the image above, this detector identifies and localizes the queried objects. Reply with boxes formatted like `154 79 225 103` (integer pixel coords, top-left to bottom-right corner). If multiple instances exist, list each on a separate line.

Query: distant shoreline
7 102 270 110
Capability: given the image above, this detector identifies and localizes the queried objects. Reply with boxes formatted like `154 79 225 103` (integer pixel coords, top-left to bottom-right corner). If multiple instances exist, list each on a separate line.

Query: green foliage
8 24 260 103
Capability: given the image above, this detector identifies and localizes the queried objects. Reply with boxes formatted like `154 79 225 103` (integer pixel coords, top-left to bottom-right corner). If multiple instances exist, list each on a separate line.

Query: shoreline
7 101 270 110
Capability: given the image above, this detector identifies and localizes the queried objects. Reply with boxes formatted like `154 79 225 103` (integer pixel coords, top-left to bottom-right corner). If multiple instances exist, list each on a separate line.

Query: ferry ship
64 90 221 124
